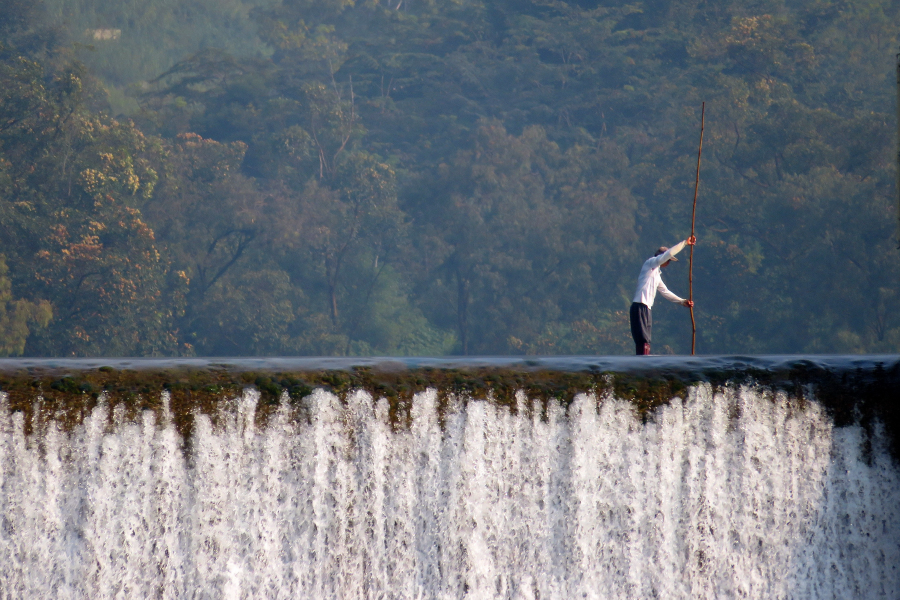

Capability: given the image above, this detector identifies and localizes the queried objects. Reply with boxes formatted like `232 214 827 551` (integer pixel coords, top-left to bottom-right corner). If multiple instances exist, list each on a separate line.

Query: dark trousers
630 302 651 355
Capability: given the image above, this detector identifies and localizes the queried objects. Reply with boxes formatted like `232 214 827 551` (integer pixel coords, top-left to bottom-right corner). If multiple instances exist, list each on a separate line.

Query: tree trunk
456 273 470 355
329 279 339 328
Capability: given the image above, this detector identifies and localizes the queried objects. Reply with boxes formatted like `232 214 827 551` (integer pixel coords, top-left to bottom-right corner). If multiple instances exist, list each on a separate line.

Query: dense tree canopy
0 0 897 356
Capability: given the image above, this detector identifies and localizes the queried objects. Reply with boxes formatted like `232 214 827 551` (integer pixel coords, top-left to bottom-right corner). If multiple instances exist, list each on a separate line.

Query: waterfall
0 383 897 599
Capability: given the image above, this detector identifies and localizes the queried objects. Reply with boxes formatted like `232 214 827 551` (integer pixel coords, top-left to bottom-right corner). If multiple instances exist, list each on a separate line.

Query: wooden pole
689 103 705 355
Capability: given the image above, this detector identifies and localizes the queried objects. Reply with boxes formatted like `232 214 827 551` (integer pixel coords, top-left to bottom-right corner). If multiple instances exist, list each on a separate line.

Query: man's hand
682 299 694 308
686 235 697 246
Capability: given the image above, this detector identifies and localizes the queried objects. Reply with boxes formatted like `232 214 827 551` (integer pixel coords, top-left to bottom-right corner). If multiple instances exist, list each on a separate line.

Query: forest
1 0 898 357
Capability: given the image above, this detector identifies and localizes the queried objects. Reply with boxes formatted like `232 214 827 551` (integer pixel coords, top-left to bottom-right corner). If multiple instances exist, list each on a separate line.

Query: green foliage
406 119 637 353
0 0 64 59
0 56 181 356
43 0 277 87
0 256 52 356
1 0 899 356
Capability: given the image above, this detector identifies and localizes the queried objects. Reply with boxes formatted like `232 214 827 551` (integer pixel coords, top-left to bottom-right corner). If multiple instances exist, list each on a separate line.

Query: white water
0 385 898 599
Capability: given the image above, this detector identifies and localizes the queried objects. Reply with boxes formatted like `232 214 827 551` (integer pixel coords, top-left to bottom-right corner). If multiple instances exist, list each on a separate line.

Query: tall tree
0 57 180 355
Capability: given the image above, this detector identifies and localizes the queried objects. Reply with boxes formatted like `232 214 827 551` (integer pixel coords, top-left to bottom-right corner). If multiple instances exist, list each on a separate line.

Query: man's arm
647 236 696 268
657 281 694 307
657 280 685 304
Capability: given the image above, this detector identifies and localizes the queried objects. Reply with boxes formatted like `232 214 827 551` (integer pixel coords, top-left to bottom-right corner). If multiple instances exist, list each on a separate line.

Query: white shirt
632 240 687 308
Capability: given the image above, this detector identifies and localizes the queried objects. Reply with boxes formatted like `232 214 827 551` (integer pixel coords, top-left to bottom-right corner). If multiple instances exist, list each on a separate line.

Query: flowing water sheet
0 382 898 599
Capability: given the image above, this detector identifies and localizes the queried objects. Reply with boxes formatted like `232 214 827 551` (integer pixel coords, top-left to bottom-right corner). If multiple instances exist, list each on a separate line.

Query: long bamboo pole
689 103 705 355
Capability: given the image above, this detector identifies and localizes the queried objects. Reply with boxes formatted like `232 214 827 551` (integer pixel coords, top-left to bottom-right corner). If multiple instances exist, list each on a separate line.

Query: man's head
655 246 677 267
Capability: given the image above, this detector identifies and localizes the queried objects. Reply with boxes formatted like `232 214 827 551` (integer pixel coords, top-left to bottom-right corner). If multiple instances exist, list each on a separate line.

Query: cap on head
655 246 678 261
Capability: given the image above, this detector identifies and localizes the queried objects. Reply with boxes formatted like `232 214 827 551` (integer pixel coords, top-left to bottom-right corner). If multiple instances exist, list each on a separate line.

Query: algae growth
0 358 896 458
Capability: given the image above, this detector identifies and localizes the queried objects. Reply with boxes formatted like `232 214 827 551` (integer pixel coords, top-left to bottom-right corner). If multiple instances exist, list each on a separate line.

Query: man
630 236 696 355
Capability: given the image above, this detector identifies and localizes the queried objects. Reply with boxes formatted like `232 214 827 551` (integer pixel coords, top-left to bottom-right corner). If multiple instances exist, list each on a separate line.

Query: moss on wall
0 360 896 459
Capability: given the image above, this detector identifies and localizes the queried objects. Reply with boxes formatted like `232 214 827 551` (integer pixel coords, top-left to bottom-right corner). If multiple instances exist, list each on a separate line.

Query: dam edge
1 355 897 457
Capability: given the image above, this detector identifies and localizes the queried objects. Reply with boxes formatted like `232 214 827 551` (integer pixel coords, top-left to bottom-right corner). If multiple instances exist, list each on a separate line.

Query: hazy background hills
1 0 898 356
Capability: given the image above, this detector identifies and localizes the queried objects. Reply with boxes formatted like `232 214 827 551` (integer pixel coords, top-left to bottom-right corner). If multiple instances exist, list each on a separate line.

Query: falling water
0 384 898 599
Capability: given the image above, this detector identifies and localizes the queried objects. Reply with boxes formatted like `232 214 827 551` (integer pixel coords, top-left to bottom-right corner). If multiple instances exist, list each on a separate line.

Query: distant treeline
1 0 898 357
